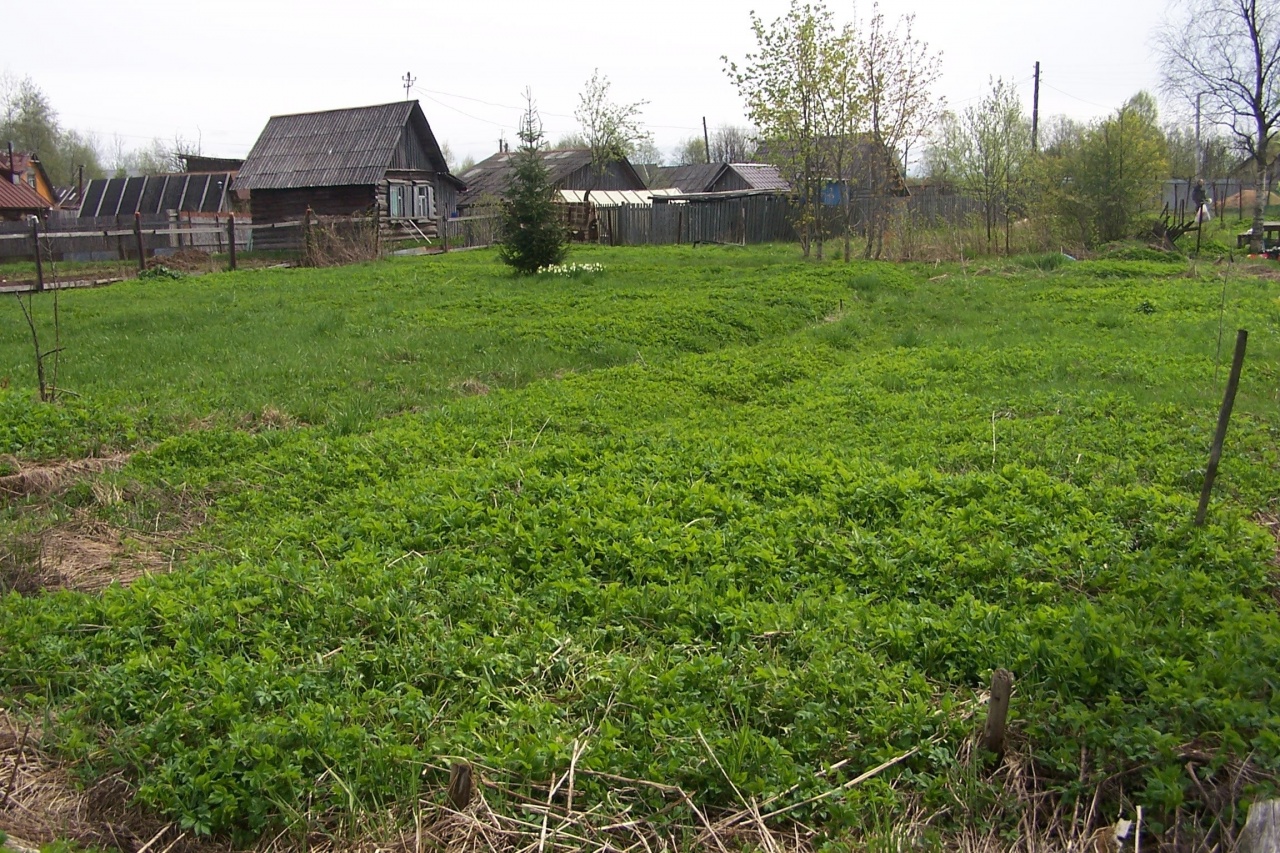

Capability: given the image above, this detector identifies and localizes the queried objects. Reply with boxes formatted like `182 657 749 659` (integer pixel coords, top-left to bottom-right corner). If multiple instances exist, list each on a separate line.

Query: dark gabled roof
235 101 453 191
0 178 51 212
646 164 727 192
457 148 594 201
457 149 645 205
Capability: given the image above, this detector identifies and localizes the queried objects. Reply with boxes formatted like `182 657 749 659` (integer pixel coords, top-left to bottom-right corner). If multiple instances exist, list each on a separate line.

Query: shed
234 100 463 242
456 149 645 214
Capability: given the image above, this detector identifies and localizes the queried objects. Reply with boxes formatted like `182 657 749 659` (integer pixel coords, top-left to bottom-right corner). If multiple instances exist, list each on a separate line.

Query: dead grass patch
0 709 222 853
455 378 491 397
0 453 130 502
0 515 193 595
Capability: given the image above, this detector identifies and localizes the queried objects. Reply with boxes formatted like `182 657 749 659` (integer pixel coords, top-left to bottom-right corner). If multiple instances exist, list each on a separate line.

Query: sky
11 0 1179 169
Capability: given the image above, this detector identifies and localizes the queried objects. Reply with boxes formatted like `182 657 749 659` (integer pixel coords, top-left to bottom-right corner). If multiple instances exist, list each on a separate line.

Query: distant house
756 136 908 204
456 149 646 215
646 163 790 195
234 100 463 241
1 152 57 207
0 175 51 220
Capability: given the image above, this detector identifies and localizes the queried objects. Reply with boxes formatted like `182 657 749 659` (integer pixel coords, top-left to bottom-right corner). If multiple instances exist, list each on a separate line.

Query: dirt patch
0 453 130 502
0 709 218 853
149 248 215 273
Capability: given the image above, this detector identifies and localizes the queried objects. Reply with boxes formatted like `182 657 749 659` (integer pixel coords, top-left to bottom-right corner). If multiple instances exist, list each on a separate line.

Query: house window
27 172 36 190
413 184 435 218
388 183 406 218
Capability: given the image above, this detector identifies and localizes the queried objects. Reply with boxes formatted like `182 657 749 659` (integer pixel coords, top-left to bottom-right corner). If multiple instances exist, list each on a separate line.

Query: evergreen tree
499 91 568 275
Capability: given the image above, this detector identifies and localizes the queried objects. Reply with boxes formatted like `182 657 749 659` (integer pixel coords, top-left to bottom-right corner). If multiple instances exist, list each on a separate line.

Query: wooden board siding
708 170 751 194
390 126 436 172
250 186 376 249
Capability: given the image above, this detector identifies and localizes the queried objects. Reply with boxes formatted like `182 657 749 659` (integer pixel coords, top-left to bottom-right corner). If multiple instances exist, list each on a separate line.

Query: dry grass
454 378 492 397
0 453 130 501
0 709 225 853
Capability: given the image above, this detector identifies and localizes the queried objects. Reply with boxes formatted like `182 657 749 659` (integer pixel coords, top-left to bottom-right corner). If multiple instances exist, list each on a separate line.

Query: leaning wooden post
227 214 237 271
446 761 473 810
30 217 44 292
1195 329 1249 526
981 669 1013 759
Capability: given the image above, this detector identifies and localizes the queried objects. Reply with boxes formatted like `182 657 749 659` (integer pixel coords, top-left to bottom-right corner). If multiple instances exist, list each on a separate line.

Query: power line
1042 83 1114 111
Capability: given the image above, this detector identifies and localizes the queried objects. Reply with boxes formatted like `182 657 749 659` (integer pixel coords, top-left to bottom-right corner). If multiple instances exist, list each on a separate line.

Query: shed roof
558 188 683 207
727 163 790 191
0 178 51 212
77 172 236 217
457 149 645 205
646 164 727 192
235 101 453 191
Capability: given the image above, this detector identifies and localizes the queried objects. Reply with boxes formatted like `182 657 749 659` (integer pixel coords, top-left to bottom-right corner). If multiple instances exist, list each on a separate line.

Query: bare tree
1158 0 1280 251
710 125 758 162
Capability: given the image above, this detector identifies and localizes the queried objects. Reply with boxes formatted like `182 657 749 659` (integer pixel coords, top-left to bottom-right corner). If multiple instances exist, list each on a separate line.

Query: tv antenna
402 72 416 100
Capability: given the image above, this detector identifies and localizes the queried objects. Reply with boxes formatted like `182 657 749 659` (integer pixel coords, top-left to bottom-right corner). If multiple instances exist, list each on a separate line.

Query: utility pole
703 117 712 164
1031 61 1041 153
402 71 416 100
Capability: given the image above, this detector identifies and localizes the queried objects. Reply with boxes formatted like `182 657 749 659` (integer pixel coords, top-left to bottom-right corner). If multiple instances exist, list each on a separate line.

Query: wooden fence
0 213 260 262
443 215 500 250
602 195 796 246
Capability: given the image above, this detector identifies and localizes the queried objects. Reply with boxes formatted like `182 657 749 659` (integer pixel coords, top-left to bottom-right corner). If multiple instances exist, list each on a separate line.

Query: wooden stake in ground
981 668 1013 759
134 212 146 273
30 217 44 292
1195 329 1248 527
227 214 237 271
447 761 474 810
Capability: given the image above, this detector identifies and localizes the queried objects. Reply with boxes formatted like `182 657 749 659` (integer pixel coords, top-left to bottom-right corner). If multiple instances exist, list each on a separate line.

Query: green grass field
0 245 1278 849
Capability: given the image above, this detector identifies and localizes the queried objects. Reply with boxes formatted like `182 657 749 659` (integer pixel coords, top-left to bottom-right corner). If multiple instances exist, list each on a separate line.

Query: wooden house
455 149 645 215
0 175 51 220
1 152 57 207
234 101 463 244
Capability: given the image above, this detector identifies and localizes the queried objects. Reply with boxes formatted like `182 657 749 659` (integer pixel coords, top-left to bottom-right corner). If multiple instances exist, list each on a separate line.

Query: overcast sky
13 0 1178 168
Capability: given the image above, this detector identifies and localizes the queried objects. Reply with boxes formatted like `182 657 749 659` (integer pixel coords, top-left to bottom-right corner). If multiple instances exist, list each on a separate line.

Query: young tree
1157 0 1280 251
856 3 943 258
499 91 569 275
674 135 709 165
932 77 1031 253
725 1 834 257
574 70 650 179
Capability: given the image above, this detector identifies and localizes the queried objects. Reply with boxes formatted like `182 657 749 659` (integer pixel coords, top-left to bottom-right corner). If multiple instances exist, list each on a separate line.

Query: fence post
302 207 313 263
30 217 44 293
441 216 449 253
227 213 237 271
134 212 146 273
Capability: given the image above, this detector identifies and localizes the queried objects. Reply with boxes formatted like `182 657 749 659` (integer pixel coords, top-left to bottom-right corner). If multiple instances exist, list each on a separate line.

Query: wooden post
1195 329 1248 526
440 215 448 253
981 669 1013 758
227 213 237 271
302 206 313 263
134 212 146 273
1241 800 1280 853
215 214 223 253
30 217 44 293
446 761 473 810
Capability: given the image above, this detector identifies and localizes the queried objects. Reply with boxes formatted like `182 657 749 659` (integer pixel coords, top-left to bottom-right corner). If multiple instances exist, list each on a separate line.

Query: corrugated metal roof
645 164 726 192
727 163 790 191
558 188 683 207
234 101 451 191
0 178 51 212
458 149 596 203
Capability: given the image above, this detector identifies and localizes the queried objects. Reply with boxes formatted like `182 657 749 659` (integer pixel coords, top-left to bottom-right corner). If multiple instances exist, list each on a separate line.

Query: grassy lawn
0 245 1277 849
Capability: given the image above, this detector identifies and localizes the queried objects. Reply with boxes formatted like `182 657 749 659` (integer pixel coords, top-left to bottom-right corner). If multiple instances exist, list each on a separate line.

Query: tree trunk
1252 126 1267 253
